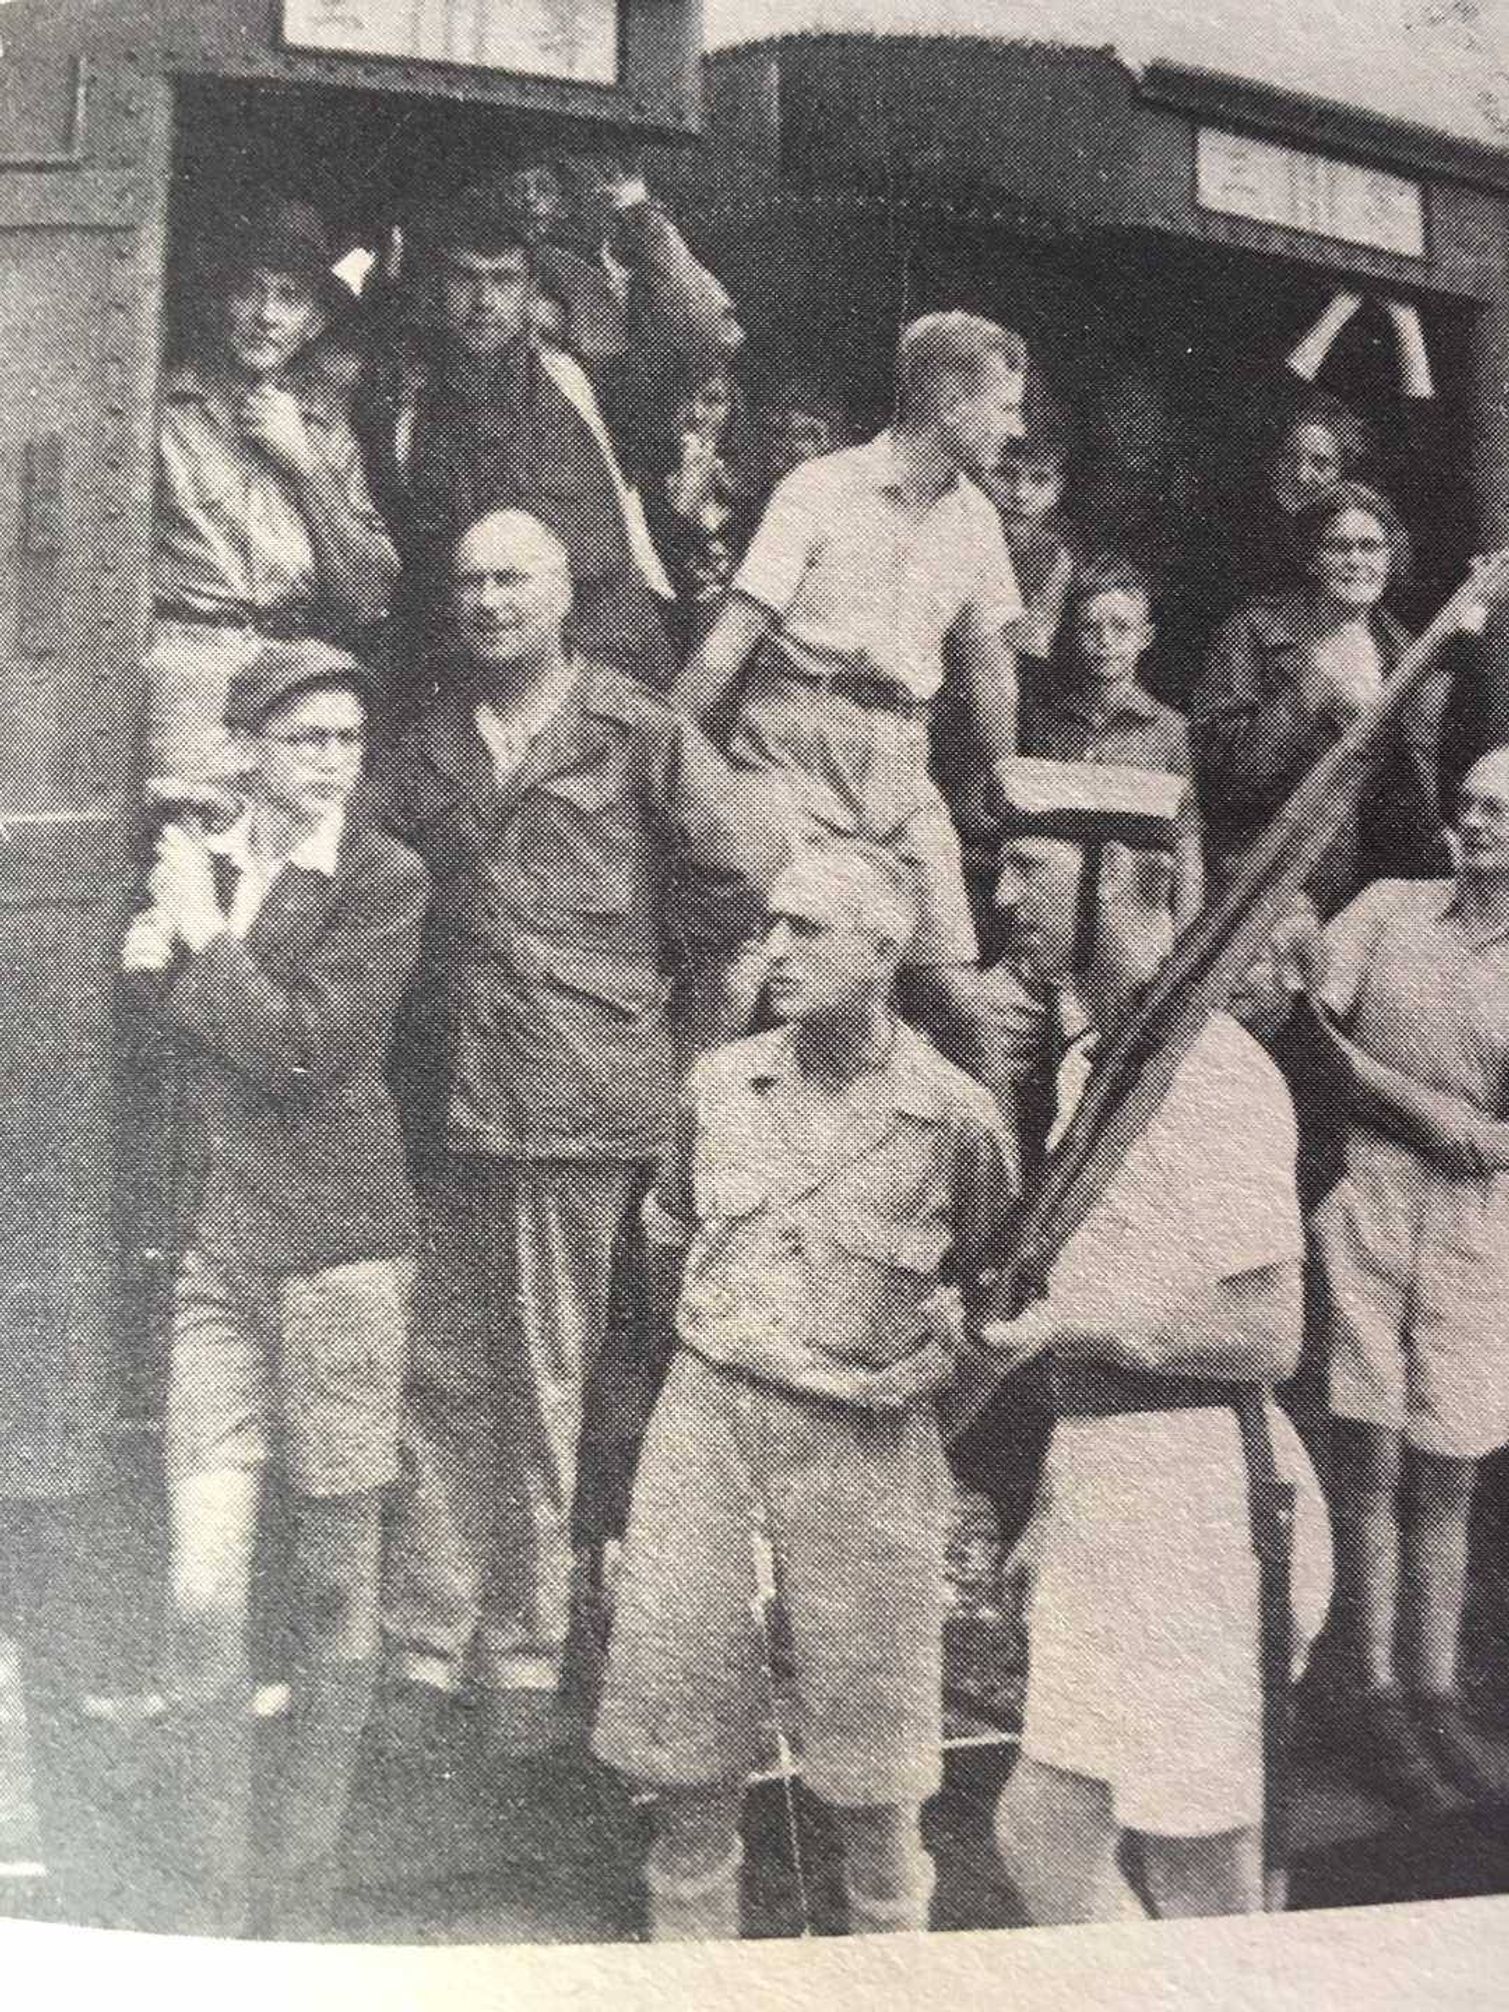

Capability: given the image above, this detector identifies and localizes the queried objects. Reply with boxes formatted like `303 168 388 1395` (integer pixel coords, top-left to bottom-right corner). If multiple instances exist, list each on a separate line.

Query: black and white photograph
3 0 1509 1998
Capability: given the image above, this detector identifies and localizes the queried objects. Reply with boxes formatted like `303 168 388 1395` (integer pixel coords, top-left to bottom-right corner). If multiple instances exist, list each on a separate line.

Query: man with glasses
120 639 429 1937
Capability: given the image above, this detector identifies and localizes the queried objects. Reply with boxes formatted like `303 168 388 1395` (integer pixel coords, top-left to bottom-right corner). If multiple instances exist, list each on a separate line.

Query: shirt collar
742 1022 947 1119
475 657 579 753
865 428 960 506
206 802 345 878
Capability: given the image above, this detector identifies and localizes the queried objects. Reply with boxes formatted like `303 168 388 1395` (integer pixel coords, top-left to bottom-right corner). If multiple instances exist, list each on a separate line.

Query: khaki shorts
593 1349 949 1807
729 679 978 968
167 1248 412 1497
1316 1134 1509 1458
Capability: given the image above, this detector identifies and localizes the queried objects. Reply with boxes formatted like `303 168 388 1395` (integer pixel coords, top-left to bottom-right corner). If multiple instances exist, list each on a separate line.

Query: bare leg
165 1466 262 1934
1137 1826 1263 1918
1326 1423 1459 1809
994 1755 1120 1926
168 1467 262 1702
1401 1452 1509 1802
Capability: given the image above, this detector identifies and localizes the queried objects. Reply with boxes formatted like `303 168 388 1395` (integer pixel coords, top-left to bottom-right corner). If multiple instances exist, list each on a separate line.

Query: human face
677 373 735 445
450 514 572 673
1070 589 1154 689
222 266 325 380
765 407 836 482
987 452 1066 529
1271 421 1344 516
994 838 1082 986
940 357 1027 481
245 686 366 823
763 879 892 1025
1307 506 1391 611
1456 761 1509 876
440 246 532 357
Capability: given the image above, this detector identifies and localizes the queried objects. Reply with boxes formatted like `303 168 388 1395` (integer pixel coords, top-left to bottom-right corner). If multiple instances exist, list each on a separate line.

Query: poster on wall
281 0 619 84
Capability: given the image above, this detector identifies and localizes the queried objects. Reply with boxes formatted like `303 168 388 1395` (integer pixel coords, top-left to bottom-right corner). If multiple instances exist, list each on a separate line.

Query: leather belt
754 649 932 722
1053 1366 1251 1417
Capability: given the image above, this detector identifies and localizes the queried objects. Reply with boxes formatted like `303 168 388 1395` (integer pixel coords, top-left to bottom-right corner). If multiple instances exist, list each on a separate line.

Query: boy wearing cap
593 848 1017 1941
153 198 398 783
121 640 428 1937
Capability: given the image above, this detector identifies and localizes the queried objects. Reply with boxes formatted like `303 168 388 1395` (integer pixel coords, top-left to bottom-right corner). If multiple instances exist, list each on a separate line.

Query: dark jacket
367 664 780 1164
119 818 430 1275
1190 591 1452 916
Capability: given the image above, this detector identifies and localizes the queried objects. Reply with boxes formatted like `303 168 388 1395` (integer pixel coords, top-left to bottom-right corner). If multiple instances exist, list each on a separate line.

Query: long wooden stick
951 552 1509 1441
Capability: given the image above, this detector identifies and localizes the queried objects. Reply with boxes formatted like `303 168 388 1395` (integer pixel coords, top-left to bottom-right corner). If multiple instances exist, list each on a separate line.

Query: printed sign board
282 0 619 85
1197 125 1426 257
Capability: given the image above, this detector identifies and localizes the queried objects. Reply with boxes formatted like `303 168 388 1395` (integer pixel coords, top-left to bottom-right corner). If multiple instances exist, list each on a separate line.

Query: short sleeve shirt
1048 1014 1303 1326
1321 877 1509 1115
654 1024 1017 1405
733 431 1023 700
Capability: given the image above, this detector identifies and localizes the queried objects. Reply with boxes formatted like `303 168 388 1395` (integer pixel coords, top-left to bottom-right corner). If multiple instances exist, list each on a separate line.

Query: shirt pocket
521 767 641 915
816 1205 951 1363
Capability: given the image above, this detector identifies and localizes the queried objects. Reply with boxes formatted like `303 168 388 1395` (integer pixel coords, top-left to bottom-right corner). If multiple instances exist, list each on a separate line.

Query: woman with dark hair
1191 479 1452 919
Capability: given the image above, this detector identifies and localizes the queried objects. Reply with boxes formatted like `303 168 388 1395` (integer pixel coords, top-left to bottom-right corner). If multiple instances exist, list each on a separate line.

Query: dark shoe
1416 1694 1509 1807
1353 1690 1466 1817
468 1683 571 1763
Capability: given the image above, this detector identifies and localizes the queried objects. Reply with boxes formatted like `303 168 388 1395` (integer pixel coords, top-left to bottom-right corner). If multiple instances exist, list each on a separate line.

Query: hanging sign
1197 126 1426 258
282 0 619 85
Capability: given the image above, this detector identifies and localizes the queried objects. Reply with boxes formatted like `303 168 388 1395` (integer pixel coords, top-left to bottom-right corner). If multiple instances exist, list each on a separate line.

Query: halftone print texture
5 0 1509 1954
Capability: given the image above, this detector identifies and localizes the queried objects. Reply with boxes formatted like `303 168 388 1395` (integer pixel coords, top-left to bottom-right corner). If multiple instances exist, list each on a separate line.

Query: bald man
368 508 779 1734
593 848 1017 1940
1308 745 1509 1810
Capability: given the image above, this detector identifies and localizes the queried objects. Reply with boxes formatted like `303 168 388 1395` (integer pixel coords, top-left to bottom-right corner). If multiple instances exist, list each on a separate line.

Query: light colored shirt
155 361 388 620
733 430 1023 700
649 1023 1016 1408
1321 876 1509 1115
473 660 579 786
1047 1013 1303 1329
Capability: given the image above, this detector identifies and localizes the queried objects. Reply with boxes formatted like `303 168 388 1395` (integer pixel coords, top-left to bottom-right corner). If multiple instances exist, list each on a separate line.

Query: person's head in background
995 835 1177 1023
1056 555 1158 695
895 312 1028 484
979 416 1072 552
755 378 852 486
1292 480 1410 618
670 359 742 450
1266 395 1370 517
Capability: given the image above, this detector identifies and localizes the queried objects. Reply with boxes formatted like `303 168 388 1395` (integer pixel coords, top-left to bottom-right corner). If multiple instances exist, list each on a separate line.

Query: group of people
115 160 1509 1943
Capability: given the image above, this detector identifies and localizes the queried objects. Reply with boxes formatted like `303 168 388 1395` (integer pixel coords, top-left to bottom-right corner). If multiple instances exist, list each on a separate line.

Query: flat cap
223 639 374 735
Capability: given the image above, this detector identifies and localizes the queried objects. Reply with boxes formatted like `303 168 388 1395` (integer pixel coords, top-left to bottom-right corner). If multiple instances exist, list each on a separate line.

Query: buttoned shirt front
1321 877 1509 1114
651 1024 1016 1408
1020 674 1194 778
733 431 1022 700
156 360 388 622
